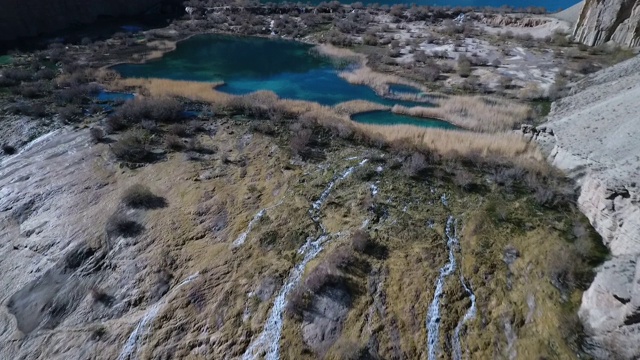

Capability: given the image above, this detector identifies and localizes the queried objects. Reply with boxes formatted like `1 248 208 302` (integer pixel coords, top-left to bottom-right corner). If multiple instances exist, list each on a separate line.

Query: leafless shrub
105 212 143 238
111 130 150 162
57 105 82 122
326 247 356 269
285 286 309 320
121 184 166 209
105 115 128 133
305 265 337 293
168 123 190 137
34 68 56 80
351 230 371 253
89 287 114 306
403 152 427 177
457 54 472 77
15 81 49 98
2 144 16 155
116 97 182 123
454 168 475 191
90 127 106 143
290 127 312 157
165 134 185 151
250 121 276 135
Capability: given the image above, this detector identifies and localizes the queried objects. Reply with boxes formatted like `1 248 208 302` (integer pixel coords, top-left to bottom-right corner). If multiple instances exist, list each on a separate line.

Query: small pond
389 83 423 96
95 91 135 102
352 111 458 130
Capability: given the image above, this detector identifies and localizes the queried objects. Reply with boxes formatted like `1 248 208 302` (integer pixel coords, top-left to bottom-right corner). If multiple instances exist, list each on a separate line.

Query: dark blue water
95 91 135 102
352 111 458 129
389 84 423 96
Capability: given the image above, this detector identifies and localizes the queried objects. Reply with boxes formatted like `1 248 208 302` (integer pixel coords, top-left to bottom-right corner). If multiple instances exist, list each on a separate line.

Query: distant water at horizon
262 0 579 13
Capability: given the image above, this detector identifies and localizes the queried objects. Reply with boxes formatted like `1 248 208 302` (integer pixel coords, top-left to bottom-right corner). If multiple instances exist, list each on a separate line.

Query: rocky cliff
542 55 640 359
0 0 179 42
573 0 640 47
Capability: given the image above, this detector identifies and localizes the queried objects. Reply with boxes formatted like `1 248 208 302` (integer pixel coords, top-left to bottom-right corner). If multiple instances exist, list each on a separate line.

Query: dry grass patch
112 78 231 105
392 96 532 132
333 100 389 115
312 44 366 63
354 123 544 165
339 67 424 95
108 78 543 170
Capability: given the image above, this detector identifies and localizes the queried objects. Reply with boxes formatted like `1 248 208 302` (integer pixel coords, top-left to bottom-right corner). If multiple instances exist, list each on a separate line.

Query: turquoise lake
112 34 457 129
352 111 457 129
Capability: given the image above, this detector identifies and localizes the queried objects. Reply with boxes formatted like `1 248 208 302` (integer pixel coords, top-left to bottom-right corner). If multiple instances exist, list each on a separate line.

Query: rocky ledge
541 54 640 358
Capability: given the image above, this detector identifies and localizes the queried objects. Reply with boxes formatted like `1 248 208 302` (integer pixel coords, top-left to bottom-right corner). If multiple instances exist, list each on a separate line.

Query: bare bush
111 130 150 163
457 55 472 78
90 127 106 143
121 184 166 209
2 144 16 155
454 168 475 190
57 105 82 122
403 152 427 177
165 134 185 151
326 247 356 269
290 127 312 157
105 115 128 133
168 123 190 137
351 230 371 253
285 286 308 320
116 97 182 123
105 212 143 238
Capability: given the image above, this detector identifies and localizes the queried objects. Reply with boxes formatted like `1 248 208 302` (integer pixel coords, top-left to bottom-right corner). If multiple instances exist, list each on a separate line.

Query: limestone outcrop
0 0 179 42
542 54 640 359
482 14 550 28
573 0 640 47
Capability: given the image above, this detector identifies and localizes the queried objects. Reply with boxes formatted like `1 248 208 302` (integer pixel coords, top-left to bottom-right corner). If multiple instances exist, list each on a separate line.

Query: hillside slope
543 55 640 359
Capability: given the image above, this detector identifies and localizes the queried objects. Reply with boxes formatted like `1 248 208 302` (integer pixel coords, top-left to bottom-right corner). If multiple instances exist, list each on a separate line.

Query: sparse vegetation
111 129 151 163
121 184 166 209
89 127 106 143
105 212 143 238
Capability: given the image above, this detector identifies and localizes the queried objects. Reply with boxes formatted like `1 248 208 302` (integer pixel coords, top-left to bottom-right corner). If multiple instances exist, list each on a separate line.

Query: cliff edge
543 55 640 359
0 0 178 42
573 0 640 47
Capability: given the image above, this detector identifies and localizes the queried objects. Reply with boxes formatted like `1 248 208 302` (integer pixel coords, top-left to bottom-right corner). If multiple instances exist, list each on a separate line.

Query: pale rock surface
573 0 640 47
302 286 351 354
542 55 640 358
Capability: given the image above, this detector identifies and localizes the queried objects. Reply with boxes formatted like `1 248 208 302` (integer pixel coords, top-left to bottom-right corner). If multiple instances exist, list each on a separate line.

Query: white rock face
573 0 640 47
543 55 640 359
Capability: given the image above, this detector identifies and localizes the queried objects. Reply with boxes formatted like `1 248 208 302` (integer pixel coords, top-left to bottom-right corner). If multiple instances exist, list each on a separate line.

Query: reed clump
352 123 545 167
113 78 231 105
392 95 532 132
110 77 543 169
333 100 389 115
338 67 424 95
312 44 366 63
